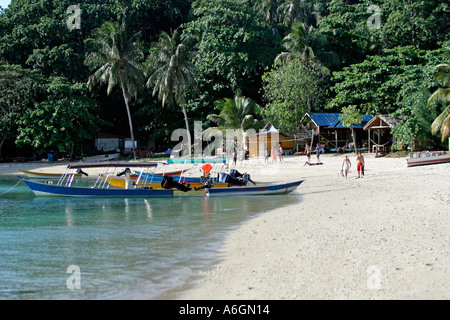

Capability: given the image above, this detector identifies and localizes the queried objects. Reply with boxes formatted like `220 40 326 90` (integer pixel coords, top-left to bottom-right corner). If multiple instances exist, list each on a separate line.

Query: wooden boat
100 174 228 189
82 153 120 163
19 169 83 180
20 159 303 198
19 161 185 198
406 151 450 167
206 180 304 197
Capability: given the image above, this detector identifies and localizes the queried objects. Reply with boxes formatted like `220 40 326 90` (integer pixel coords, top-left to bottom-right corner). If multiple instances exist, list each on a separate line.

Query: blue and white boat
206 180 304 197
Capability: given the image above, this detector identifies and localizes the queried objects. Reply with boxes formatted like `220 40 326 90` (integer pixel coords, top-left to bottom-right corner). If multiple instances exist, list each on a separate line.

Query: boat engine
161 176 192 192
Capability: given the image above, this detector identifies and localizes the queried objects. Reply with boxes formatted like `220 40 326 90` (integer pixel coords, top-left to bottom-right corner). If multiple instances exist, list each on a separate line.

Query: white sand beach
2 154 449 299
179 153 449 300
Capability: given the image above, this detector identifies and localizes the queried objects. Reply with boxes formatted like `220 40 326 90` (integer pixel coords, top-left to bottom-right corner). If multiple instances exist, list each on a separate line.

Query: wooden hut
363 114 402 153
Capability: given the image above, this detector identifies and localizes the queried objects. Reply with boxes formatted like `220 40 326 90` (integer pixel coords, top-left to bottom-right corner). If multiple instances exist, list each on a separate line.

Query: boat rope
0 180 22 197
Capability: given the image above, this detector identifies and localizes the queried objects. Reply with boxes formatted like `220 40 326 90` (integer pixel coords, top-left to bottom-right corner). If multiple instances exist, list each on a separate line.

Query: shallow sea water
0 175 300 300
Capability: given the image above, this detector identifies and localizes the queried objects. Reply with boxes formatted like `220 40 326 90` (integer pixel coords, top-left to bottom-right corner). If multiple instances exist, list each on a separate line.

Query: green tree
16 78 106 159
339 105 362 153
0 63 43 159
428 47 450 144
145 29 197 152
84 21 144 159
206 93 264 157
207 93 264 131
262 59 329 133
181 0 279 110
253 0 280 27
328 45 446 150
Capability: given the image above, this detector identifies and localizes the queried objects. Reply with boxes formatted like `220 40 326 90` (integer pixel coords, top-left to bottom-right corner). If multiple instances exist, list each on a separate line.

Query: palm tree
145 29 197 155
428 48 450 145
275 22 339 68
277 0 310 28
253 0 279 27
84 21 144 159
206 94 265 155
274 22 315 66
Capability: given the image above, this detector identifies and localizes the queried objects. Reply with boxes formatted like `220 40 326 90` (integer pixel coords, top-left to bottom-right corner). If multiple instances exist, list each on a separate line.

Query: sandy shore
178 153 450 300
2 154 449 299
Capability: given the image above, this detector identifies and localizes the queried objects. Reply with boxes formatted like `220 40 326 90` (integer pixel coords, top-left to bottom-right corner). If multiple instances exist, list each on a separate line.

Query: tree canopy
0 0 448 158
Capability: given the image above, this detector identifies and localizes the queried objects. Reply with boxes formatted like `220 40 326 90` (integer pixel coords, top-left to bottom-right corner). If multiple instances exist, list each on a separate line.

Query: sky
0 0 10 9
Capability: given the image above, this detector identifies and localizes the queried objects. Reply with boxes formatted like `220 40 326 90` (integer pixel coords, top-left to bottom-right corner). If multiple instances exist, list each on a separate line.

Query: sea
0 175 300 300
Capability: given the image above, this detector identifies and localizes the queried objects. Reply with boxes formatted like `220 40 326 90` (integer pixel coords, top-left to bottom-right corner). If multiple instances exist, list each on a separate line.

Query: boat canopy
167 158 226 164
68 161 161 169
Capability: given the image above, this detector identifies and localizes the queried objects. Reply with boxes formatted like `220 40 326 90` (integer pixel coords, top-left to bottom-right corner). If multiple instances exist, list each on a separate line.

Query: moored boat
406 151 450 167
20 160 304 198
206 180 304 197
82 153 120 162
19 169 83 180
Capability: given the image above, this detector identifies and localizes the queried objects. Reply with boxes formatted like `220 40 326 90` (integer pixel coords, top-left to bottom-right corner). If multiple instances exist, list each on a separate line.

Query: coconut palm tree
428 48 450 144
145 29 197 154
84 21 144 159
274 22 315 66
275 22 339 68
277 0 312 28
253 0 279 27
206 93 265 156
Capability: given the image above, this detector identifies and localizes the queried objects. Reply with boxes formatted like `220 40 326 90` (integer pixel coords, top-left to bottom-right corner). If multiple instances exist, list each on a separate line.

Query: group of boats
19 158 304 198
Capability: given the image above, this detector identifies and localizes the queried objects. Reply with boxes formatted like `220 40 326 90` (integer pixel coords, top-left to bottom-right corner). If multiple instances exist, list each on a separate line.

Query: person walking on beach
342 155 351 179
315 143 321 163
232 149 237 166
305 143 311 162
271 146 277 164
356 152 365 178
278 144 284 162
264 148 269 163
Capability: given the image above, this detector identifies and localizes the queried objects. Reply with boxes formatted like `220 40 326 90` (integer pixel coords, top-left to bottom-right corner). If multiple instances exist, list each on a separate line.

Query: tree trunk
0 138 4 161
181 104 191 157
351 127 358 154
120 79 136 160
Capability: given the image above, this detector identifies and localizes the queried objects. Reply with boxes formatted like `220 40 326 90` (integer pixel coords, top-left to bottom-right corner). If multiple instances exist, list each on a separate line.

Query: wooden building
301 113 373 151
363 114 402 153
247 123 296 158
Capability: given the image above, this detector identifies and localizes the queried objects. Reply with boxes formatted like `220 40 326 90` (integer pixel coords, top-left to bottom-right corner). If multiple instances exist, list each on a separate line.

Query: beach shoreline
177 153 449 300
2 153 449 299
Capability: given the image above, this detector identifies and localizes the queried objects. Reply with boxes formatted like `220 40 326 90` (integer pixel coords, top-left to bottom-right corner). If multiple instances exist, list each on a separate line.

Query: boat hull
20 178 174 198
206 180 304 197
406 153 450 167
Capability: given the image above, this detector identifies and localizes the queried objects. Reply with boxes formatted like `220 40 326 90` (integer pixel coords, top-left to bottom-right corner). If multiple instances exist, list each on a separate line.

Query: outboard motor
229 169 255 185
76 168 89 177
117 168 133 189
161 176 192 192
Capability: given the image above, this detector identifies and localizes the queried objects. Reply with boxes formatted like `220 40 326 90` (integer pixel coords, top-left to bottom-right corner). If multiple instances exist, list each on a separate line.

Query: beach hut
301 113 372 151
247 123 295 158
363 114 402 154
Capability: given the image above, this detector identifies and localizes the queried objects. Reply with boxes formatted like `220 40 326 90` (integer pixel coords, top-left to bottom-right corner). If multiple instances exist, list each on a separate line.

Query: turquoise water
0 175 300 300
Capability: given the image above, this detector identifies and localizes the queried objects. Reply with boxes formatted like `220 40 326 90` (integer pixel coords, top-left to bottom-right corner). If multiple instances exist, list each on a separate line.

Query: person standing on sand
342 155 351 179
356 152 365 178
